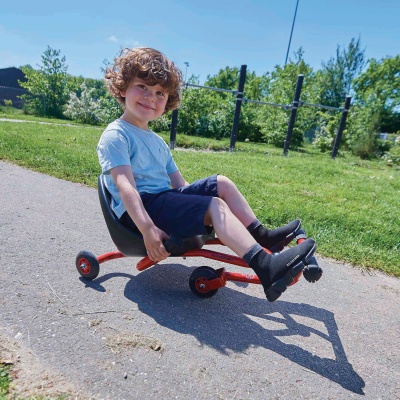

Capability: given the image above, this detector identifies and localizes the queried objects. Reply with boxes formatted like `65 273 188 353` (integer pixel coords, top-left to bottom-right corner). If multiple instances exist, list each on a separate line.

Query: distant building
0 67 28 108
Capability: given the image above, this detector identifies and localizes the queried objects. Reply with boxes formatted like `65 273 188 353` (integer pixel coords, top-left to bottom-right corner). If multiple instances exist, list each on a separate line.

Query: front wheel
76 250 100 280
303 258 323 283
189 266 219 298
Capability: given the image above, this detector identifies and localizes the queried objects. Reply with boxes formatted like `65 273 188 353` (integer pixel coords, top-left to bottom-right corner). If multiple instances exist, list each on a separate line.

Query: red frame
96 237 306 292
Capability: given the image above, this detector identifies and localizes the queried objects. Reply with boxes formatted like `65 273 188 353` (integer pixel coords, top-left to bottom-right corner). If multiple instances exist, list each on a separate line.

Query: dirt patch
0 333 87 399
104 332 164 354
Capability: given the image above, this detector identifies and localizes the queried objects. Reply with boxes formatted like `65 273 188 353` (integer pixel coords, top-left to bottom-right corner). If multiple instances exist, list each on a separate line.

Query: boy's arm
169 170 189 189
110 165 170 262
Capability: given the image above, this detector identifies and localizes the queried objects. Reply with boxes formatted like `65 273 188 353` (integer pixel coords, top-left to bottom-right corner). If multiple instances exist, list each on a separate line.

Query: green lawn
1 115 399 277
0 363 11 397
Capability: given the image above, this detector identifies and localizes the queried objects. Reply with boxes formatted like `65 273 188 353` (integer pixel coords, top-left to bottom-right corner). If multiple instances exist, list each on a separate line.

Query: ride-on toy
76 175 322 298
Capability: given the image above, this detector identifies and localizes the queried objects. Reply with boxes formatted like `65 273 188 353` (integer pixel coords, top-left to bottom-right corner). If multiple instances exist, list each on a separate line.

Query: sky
1 0 399 83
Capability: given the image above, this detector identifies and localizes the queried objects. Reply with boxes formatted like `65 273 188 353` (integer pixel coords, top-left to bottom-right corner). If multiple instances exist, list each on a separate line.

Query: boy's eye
157 91 165 97
138 84 146 89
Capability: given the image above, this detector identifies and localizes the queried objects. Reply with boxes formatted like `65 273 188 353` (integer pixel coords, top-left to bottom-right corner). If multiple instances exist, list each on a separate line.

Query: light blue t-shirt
97 119 179 218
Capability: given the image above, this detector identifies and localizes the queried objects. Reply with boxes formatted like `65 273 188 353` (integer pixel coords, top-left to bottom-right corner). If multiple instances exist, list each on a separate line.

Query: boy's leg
216 175 301 251
204 197 255 258
205 197 316 302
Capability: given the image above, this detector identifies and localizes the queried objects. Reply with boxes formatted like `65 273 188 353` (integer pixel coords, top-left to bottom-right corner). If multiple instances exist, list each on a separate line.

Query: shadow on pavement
84 263 365 395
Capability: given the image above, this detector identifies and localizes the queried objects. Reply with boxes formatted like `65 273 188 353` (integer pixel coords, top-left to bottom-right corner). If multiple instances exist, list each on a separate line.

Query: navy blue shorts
120 174 218 238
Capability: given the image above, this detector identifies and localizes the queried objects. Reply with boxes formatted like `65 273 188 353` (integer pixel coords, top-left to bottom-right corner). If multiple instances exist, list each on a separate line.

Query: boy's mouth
138 102 155 111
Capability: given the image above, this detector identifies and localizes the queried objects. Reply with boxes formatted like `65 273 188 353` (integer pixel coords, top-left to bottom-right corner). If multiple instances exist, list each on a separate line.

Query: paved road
1 160 399 399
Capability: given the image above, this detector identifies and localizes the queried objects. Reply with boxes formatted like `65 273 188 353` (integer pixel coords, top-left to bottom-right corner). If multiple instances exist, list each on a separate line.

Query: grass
0 105 81 125
1 361 70 399
0 364 11 398
0 112 399 277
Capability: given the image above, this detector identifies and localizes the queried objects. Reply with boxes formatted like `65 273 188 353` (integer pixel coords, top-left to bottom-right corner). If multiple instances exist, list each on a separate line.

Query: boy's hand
143 226 170 262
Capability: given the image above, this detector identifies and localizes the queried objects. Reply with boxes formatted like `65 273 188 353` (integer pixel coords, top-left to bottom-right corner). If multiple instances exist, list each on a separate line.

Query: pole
283 74 304 155
184 62 189 83
331 96 352 159
229 64 247 152
169 109 179 150
285 0 300 65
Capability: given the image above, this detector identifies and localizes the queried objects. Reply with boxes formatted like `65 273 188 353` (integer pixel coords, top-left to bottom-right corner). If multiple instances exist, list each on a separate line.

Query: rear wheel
189 266 219 298
76 250 100 280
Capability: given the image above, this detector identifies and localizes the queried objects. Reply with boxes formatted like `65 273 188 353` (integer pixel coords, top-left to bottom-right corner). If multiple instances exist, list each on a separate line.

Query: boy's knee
217 175 235 194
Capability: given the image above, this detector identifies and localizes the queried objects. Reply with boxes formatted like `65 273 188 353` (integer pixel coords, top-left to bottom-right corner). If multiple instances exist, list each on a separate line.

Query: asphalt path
1 160 399 399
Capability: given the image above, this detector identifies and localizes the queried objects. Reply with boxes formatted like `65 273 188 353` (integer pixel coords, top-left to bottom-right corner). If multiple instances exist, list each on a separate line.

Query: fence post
331 96 352 159
169 109 179 150
282 74 304 156
229 64 247 152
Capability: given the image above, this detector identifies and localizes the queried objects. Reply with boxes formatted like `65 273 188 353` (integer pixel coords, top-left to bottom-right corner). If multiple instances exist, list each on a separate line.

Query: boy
97 47 317 302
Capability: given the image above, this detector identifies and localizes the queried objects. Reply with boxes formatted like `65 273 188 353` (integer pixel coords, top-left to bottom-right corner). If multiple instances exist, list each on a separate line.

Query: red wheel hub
195 278 210 293
78 258 91 274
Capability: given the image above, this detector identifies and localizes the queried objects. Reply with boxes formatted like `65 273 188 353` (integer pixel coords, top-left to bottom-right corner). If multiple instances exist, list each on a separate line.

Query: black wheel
189 266 219 298
76 250 100 280
303 264 323 283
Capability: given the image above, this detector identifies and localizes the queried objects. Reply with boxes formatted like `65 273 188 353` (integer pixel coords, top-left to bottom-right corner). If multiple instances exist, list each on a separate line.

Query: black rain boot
243 238 317 302
247 219 302 252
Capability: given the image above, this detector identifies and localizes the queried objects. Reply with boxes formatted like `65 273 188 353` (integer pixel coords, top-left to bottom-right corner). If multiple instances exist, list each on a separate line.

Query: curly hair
104 47 183 113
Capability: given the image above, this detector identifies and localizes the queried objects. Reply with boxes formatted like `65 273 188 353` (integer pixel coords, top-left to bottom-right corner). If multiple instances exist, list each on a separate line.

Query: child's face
120 77 169 129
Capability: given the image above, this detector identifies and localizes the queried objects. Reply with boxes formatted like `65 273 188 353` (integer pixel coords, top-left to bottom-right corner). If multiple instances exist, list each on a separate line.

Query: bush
313 111 342 152
313 132 333 153
352 132 379 159
259 108 290 147
381 135 400 166
149 113 171 132
64 83 103 125
347 94 384 158
98 95 122 124
177 86 234 139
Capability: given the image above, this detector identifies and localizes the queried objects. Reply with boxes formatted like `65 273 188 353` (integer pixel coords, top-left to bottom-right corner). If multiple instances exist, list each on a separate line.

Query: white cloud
108 35 118 43
125 40 141 47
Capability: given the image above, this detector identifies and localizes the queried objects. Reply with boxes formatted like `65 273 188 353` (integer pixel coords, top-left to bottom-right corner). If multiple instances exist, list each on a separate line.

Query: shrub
64 83 103 125
313 111 342 152
98 94 122 124
149 113 171 132
352 132 379 159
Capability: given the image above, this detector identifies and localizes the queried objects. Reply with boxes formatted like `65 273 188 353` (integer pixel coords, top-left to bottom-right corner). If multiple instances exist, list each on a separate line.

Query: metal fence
169 67 351 158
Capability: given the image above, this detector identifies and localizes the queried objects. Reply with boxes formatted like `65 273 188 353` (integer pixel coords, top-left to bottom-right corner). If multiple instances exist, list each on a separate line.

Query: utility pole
285 0 300 65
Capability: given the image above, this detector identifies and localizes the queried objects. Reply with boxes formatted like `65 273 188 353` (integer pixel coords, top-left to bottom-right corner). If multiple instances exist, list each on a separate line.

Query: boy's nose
144 92 156 101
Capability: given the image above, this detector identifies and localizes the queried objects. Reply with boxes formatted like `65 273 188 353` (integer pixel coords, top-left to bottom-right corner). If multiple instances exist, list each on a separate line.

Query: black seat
98 174 147 256
98 175 214 257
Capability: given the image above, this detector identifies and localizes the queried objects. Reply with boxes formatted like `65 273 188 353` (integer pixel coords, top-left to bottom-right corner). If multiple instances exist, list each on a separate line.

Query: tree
174 72 262 142
317 37 365 108
177 75 234 140
257 48 317 147
205 67 239 92
354 55 400 133
19 46 70 118
67 75 108 100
